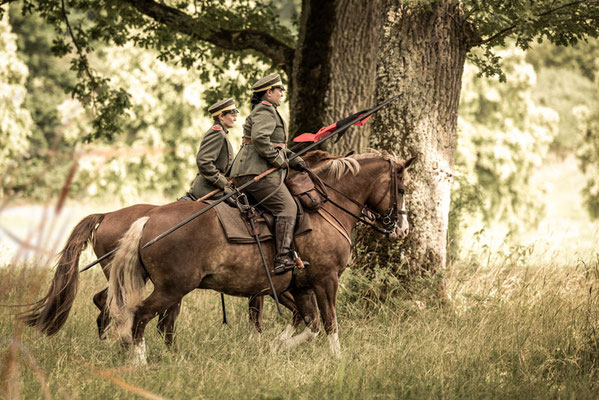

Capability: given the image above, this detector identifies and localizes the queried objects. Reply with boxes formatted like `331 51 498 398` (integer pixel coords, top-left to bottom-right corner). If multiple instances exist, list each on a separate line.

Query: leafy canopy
1 0 296 141
1 0 597 141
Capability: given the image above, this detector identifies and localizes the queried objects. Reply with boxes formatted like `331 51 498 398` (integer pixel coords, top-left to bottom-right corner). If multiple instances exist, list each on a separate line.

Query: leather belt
242 137 286 149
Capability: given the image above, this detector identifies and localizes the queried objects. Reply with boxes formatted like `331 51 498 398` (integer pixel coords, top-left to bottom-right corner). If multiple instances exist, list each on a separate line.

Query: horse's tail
105 216 149 343
21 213 105 335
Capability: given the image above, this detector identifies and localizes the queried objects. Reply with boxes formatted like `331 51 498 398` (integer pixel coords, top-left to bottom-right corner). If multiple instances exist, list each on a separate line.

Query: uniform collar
213 123 228 134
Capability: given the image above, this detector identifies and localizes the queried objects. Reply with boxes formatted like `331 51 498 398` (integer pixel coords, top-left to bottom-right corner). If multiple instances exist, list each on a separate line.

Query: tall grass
1 248 599 399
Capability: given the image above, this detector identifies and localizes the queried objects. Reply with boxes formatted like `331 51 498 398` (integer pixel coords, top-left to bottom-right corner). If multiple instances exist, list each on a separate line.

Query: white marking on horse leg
328 331 341 358
132 338 147 366
278 324 296 341
280 328 319 350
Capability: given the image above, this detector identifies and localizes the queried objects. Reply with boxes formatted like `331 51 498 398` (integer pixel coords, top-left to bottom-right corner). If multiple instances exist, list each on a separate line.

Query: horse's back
94 203 157 260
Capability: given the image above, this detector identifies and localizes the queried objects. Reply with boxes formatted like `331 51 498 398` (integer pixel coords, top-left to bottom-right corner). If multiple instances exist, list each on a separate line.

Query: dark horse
24 150 413 362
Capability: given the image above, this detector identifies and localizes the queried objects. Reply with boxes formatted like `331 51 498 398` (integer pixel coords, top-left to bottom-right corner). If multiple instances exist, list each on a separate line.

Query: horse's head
303 150 415 240
354 151 416 240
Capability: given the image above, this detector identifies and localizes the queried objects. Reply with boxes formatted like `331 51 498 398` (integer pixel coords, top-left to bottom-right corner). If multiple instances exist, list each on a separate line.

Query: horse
90 204 303 344
100 149 414 363
21 204 302 347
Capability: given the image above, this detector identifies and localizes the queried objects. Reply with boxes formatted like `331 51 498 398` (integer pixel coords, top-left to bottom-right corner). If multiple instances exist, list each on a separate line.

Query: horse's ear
403 156 416 170
343 151 355 157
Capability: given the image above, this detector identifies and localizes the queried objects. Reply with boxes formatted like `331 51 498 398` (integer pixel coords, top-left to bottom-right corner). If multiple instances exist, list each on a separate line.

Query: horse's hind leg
248 295 264 333
131 289 185 365
277 291 304 341
156 301 182 350
93 288 109 339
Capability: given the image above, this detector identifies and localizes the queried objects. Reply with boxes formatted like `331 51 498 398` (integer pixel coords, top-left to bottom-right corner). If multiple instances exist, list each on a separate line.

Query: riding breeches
233 172 297 218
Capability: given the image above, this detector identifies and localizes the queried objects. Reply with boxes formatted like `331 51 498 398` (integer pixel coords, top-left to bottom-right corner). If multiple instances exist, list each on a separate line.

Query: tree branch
0 0 18 6
479 0 591 46
122 0 295 73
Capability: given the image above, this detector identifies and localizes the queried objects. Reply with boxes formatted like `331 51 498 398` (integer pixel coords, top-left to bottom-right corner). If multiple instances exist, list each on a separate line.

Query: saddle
195 168 326 244
212 199 312 244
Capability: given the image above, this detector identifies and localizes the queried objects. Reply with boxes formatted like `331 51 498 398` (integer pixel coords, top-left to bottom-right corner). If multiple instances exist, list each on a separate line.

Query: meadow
1 158 599 399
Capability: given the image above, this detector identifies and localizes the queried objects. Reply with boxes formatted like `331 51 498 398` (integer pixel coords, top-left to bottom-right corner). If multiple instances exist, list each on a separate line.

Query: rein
317 159 405 236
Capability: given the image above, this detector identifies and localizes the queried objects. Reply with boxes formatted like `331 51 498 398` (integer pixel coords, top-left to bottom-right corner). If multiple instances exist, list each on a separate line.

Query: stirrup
273 260 295 275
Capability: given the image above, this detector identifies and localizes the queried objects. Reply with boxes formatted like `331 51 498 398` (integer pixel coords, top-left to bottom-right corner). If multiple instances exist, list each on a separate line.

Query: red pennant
353 114 371 126
294 122 337 143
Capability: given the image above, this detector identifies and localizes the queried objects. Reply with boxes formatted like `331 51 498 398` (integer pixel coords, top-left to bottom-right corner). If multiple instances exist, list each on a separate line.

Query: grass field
1 157 599 399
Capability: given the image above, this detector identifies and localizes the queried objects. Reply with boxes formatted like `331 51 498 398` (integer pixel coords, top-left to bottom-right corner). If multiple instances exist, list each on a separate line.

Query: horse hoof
131 339 147 366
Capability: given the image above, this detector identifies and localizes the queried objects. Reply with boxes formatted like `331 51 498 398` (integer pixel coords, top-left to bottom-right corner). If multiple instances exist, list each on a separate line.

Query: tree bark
367 1 473 277
289 0 381 152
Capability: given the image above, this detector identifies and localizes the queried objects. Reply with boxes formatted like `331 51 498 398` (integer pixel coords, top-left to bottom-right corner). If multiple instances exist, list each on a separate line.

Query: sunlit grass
2 247 599 398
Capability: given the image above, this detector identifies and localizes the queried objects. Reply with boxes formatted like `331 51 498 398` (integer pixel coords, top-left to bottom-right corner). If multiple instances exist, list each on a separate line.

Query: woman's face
265 87 285 107
219 111 237 129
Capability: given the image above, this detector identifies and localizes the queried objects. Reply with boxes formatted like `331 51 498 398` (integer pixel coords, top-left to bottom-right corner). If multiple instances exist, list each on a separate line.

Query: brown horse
21 202 302 344
101 150 413 363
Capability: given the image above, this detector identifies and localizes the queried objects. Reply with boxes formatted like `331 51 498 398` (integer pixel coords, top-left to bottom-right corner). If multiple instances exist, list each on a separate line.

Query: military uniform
187 98 238 200
230 74 306 274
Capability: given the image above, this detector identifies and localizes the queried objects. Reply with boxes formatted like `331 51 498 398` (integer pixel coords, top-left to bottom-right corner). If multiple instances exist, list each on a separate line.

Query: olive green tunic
189 123 233 199
230 101 300 218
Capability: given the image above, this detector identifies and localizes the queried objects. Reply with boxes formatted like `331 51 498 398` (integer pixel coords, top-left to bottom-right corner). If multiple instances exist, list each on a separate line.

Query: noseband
321 159 406 236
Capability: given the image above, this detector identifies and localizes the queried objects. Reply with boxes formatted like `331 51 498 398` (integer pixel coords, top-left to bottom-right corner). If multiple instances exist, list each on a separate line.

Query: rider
186 98 238 200
229 73 307 275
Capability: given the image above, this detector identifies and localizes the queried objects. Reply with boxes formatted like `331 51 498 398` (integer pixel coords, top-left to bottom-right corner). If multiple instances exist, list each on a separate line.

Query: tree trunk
289 0 381 153
367 1 472 278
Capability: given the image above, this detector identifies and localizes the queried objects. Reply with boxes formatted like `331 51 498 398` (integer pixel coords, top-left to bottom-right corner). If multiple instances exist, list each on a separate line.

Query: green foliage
62 44 245 201
526 38 599 82
531 66 597 153
0 11 33 193
464 0 599 81
450 47 557 245
0 0 296 141
577 105 599 219
524 39 599 153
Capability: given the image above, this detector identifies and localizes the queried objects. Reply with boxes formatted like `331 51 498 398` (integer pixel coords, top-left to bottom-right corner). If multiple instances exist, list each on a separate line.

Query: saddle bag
285 169 328 212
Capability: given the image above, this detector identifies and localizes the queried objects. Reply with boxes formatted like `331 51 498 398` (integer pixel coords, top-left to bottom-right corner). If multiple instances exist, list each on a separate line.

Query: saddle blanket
211 201 312 244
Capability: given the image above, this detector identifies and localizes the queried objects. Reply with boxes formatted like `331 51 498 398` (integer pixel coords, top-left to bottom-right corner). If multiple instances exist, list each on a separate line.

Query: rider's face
266 87 285 107
219 111 237 129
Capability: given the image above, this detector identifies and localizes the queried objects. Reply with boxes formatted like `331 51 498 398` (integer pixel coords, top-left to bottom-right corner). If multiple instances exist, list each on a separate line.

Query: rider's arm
197 129 228 189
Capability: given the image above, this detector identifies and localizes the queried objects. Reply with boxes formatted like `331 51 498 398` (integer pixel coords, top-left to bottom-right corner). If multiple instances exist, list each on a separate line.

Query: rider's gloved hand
291 159 307 171
223 184 237 206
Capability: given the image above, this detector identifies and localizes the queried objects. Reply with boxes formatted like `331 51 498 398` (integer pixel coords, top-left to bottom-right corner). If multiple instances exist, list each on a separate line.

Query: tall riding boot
273 216 296 275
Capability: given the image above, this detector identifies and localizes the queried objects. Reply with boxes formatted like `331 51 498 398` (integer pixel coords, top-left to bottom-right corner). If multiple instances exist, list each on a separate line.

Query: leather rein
318 159 406 236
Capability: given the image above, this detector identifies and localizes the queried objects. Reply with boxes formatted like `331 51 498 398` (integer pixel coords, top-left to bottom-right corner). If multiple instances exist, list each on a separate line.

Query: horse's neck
322 160 383 233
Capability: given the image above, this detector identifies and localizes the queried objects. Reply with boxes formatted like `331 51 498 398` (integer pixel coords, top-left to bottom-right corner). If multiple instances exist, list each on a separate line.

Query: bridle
319 159 406 236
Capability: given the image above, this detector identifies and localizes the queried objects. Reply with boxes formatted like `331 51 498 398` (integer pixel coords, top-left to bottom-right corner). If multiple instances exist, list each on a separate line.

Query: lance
141 95 399 249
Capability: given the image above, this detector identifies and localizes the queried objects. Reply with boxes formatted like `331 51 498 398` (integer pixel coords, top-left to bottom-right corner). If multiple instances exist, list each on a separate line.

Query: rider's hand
291 159 307 171
223 185 237 206
223 184 235 195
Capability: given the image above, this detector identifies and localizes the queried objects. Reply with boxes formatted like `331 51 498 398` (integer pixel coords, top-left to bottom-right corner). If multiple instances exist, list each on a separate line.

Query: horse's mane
303 149 401 181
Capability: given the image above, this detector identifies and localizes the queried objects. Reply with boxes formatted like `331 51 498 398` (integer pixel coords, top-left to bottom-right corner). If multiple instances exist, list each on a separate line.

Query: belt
242 137 286 149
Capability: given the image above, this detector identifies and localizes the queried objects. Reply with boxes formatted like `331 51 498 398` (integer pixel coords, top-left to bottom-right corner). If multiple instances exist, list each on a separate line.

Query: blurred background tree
0 10 33 197
450 48 558 250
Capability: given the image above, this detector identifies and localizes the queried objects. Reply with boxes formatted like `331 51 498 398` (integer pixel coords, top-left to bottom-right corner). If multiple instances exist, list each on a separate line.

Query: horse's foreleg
278 290 319 350
131 290 183 366
313 277 340 357
93 288 109 339
156 301 182 350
